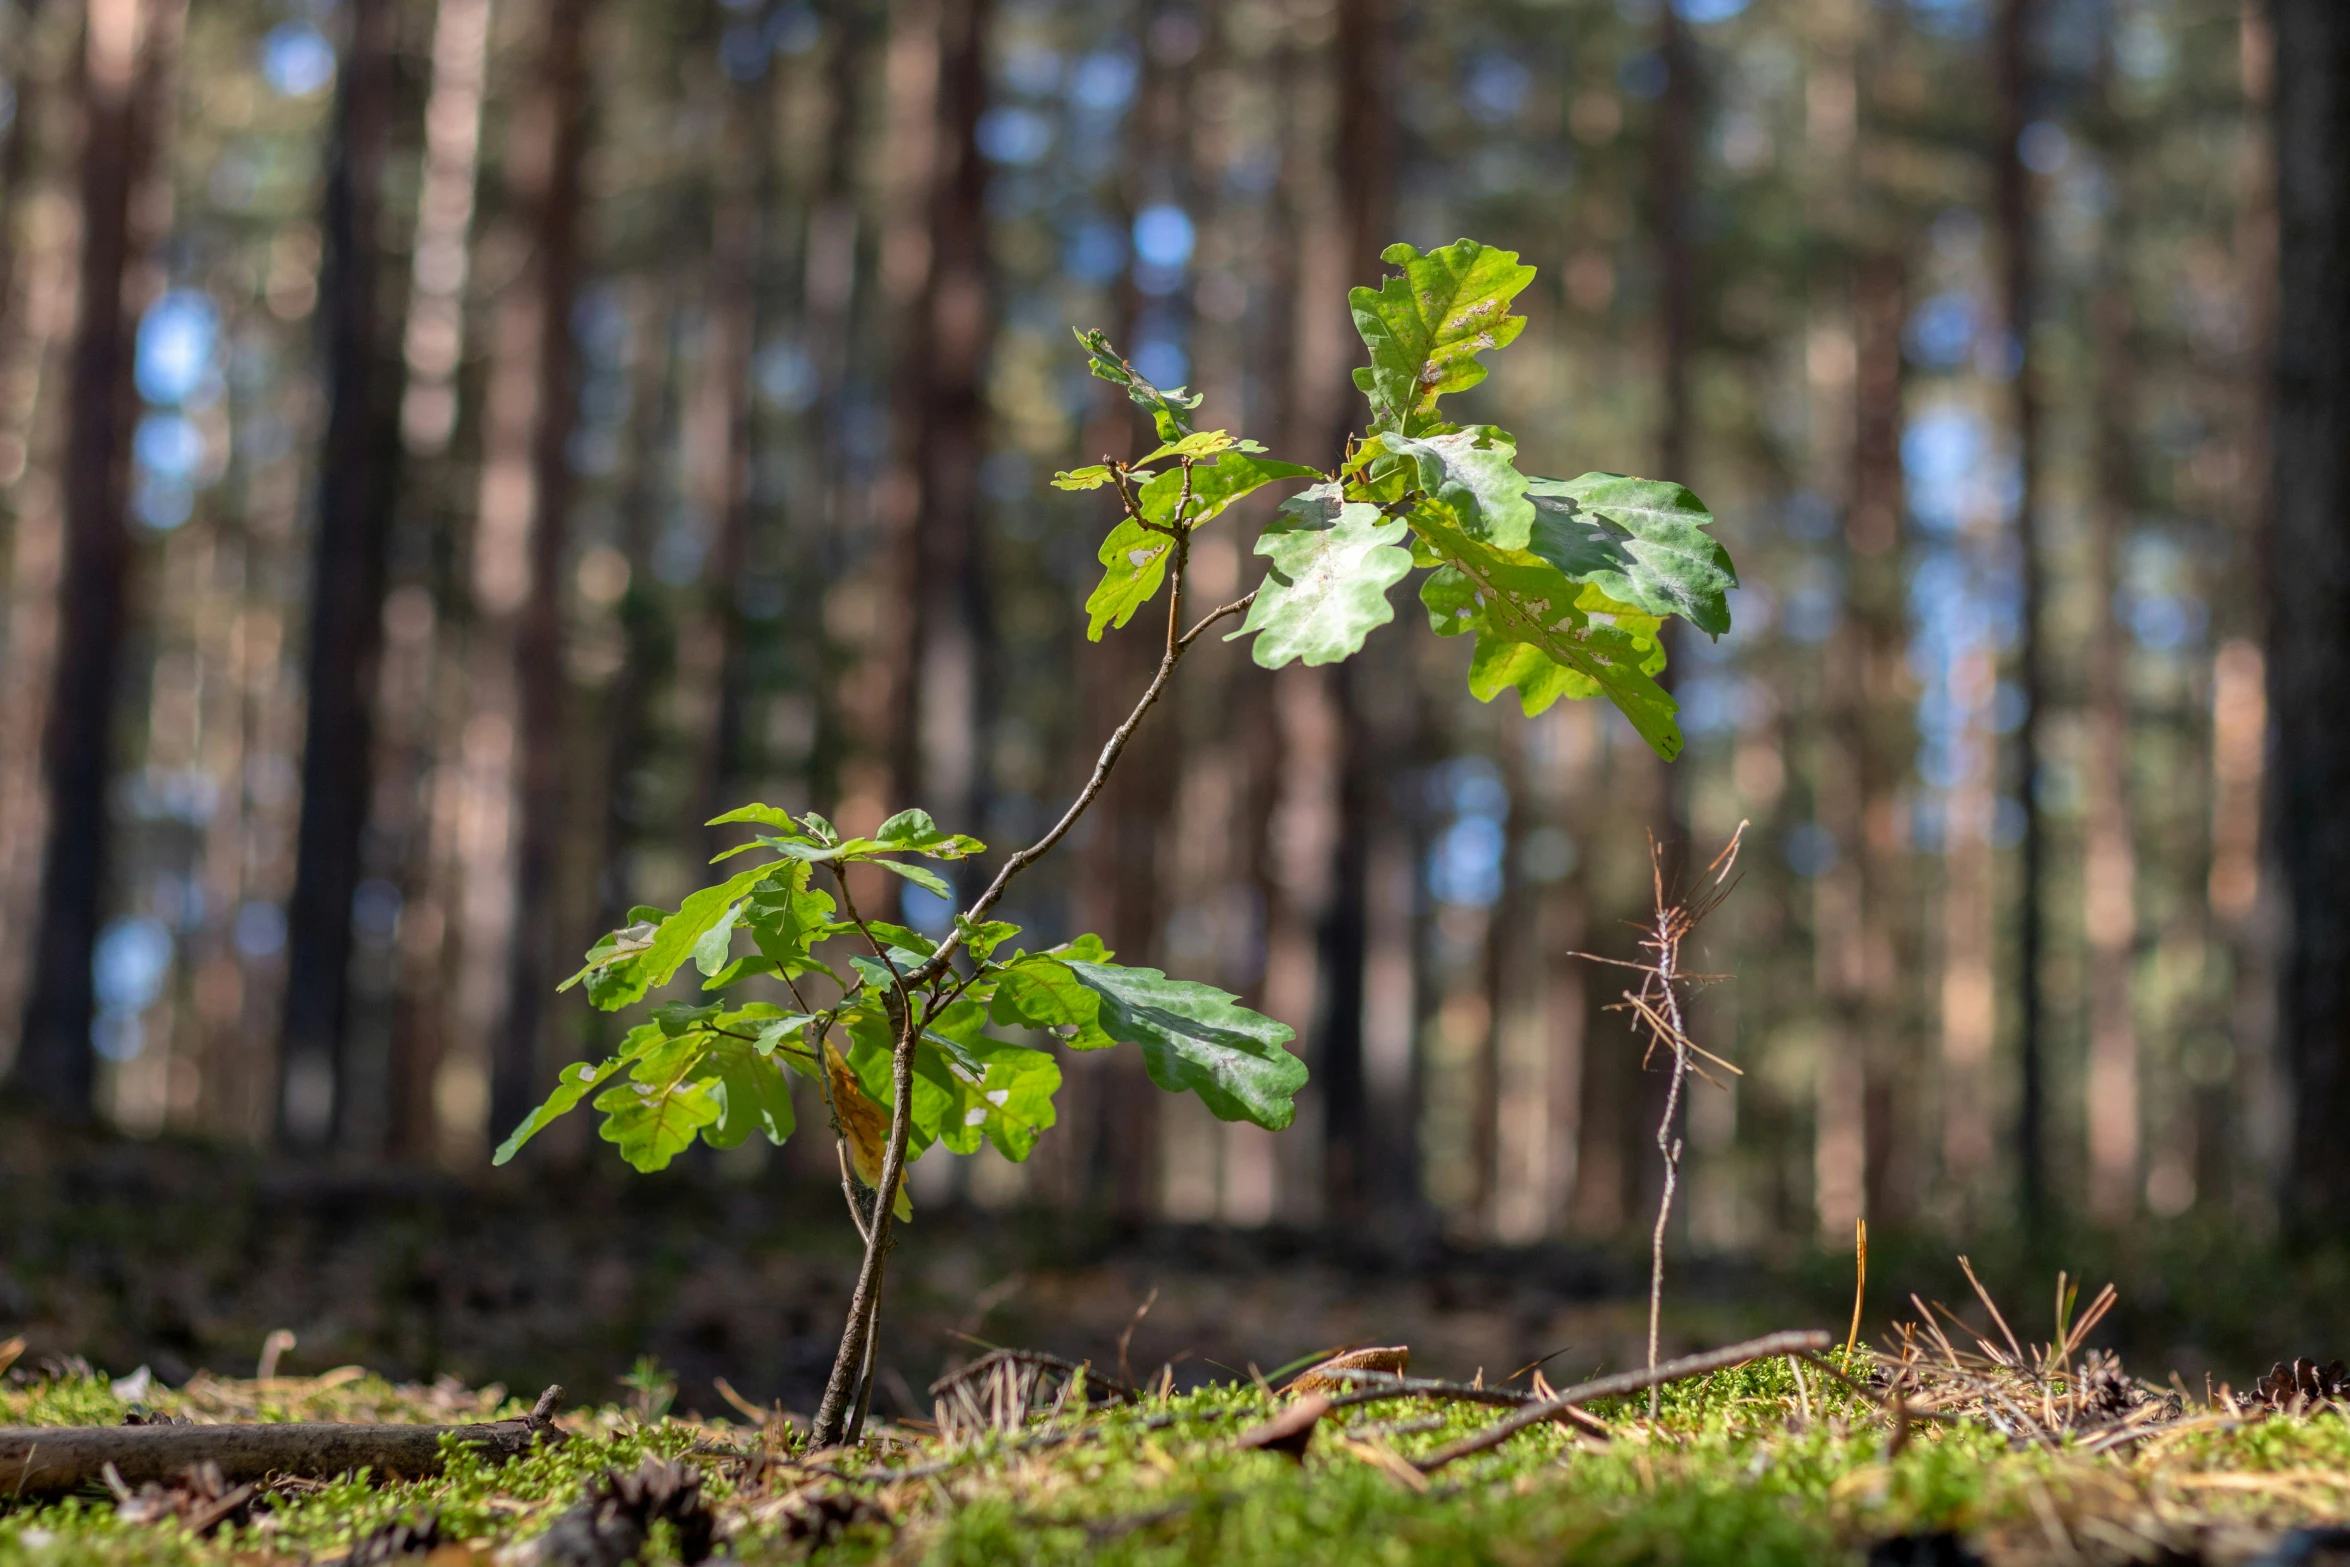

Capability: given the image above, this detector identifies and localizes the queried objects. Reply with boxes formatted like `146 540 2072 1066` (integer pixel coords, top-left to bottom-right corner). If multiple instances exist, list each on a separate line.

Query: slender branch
1413 1331 1830 1473
902 473 1207 990
1179 590 1257 649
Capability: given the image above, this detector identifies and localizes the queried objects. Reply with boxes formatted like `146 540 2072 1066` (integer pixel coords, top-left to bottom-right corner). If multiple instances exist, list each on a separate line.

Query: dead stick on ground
0 1386 565 1497
1413 1331 1828 1473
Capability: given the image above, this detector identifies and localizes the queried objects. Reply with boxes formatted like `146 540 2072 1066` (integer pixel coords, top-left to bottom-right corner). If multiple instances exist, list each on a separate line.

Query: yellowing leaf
826 1040 912 1221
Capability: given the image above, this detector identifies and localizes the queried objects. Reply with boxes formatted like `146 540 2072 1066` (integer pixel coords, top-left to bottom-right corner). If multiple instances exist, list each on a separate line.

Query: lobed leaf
1232 484 1413 669
1379 427 1535 549
1076 327 1201 440
593 1031 726 1172
1349 239 1535 436
1413 509 1683 759
873 808 984 859
565 864 779 1010
1084 518 1176 640
1526 473 1737 638
1135 451 1320 530
492 1023 665 1166
702 1038 797 1150
1059 959 1306 1129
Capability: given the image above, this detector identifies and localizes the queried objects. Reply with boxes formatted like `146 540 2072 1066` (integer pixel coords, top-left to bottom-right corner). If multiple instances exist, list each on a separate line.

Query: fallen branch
1414 1332 1829 1473
1 1386 564 1498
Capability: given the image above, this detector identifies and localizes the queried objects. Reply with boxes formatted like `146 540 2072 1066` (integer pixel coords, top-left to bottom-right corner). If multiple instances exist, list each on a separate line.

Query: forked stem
807 467 1216 1448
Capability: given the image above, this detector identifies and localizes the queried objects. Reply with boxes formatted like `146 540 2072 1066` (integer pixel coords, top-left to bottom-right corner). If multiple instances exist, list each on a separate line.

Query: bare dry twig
1573 821 1746 1416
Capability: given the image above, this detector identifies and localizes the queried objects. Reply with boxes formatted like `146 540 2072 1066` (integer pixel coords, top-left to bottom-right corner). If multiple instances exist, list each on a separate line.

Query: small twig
1415 1331 1829 1473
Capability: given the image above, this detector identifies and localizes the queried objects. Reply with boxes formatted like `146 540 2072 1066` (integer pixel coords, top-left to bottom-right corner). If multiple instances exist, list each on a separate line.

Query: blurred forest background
0 0 2341 1270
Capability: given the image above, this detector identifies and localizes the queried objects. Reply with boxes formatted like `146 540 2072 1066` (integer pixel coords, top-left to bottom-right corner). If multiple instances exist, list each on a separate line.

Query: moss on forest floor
3 1348 2347 1566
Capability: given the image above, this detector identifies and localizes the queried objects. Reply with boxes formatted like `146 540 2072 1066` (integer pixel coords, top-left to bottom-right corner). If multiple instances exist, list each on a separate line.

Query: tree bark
2269 0 2350 1227
1316 0 1396 1225
1992 0 2049 1229
13 0 177 1116
888 0 990 839
279 0 406 1149
476 0 593 1144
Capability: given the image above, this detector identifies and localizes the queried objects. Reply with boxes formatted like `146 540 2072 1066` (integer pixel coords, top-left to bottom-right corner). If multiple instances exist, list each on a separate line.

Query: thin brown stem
1414 1331 1830 1473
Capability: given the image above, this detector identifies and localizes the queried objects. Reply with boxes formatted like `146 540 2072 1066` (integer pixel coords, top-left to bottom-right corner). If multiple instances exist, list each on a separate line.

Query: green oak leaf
1135 452 1320 531
954 916 1021 962
1412 509 1682 759
705 802 797 831
1059 959 1306 1129
741 862 836 971
492 1022 665 1165
1085 518 1175 640
1052 464 1115 491
1526 473 1737 638
988 952 1117 1050
593 1031 725 1172
873 808 984 859
1077 327 1201 440
870 858 952 899
1232 484 1412 669
1350 238 1535 436
1136 429 1240 463
562 862 780 1010
702 1038 797 1150
1380 427 1535 549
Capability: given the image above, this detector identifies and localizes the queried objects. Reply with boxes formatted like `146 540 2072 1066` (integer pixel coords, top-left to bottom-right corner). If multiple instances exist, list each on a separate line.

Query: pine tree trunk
2269 0 2350 1227
1992 0 2049 1228
1315 0 1397 1226
279 0 405 1148
14 0 178 1116
466 0 593 1145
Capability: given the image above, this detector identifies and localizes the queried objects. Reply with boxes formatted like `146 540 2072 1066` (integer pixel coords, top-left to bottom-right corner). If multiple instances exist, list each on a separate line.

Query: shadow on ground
2 1117 2340 1419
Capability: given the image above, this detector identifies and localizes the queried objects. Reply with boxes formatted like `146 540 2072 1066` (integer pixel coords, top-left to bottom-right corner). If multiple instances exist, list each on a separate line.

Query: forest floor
2 1340 2349 1565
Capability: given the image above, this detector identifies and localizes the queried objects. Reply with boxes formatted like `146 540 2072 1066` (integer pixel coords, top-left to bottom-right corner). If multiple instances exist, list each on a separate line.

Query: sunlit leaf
1526 473 1736 638
492 1023 664 1166
1412 508 1682 758
1077 326 1201 440
1232 483 1412 668
1349 238 1534 436
1084 517 1176 640
1060 959 1306 1129
594 1031 725 1173
873 808 985 859
1379 427 1534 549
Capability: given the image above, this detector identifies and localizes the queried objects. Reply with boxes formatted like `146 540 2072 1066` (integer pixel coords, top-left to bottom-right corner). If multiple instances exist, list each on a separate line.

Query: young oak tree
495 239 1737 1447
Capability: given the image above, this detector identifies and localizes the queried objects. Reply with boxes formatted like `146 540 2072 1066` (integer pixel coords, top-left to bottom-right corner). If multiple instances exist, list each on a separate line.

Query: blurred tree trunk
279 0 407 1149
2269 0 2350 1227
0 0 50 345
594 280 676 934
1992 0 2049 1228
1315 0 1398 1226
0 0 73 1067
13 0 181 1117
381 0 492 1162
696 65 773 858
888 0 990 842
467 0 593 1146
2081 57 2139 1224
800 0 875 821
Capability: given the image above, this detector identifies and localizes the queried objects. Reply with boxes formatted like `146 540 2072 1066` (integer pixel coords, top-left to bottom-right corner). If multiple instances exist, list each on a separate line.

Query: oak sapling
499 238 1739 1447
